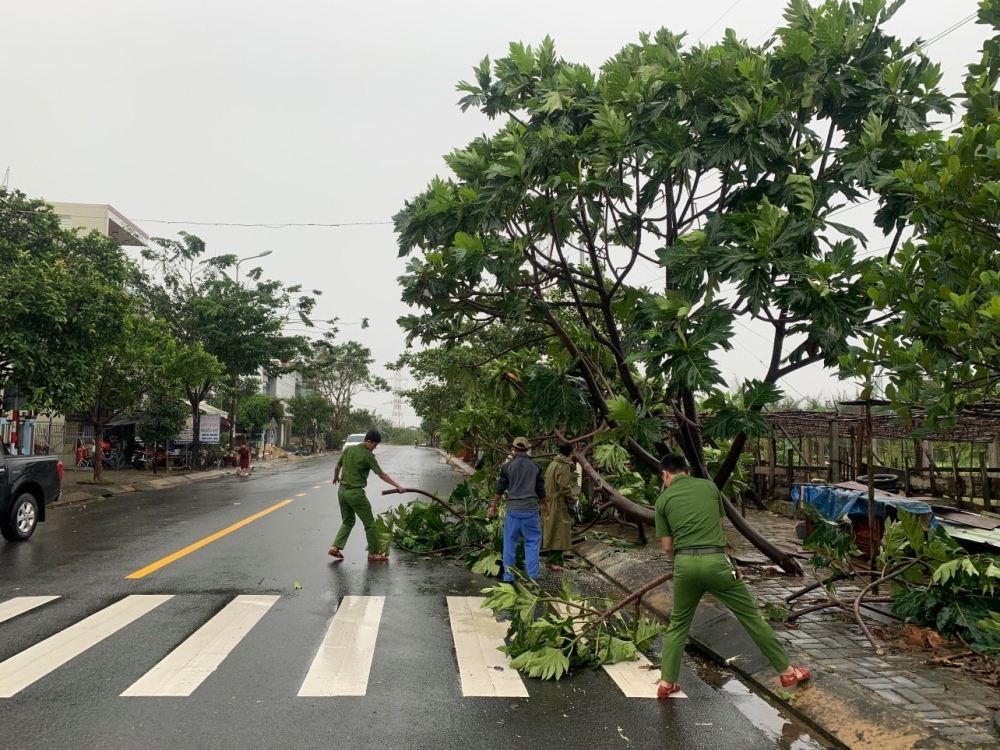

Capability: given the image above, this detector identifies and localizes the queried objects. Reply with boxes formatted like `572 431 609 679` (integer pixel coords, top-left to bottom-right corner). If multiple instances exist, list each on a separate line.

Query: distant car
341 433 366 452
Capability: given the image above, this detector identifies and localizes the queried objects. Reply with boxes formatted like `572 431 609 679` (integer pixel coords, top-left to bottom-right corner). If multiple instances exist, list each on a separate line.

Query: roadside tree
133 385 188 475
302 337 390 440
848 4 1000 424
0 189 136 413
287 392 334 451
140 232 317 459
394 0 950 571
239 393 283 448
77 311 178 481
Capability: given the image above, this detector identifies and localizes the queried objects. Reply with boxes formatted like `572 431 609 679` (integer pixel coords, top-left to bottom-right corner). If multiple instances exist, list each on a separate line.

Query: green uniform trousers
661 552 789 682
333 487 379 553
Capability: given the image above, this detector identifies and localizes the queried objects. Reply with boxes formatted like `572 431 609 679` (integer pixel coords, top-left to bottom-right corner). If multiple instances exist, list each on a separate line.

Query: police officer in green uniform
655 453 810 698
329 429 405 562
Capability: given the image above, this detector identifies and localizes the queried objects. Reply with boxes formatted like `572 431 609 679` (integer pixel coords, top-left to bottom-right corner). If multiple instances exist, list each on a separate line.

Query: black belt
675 546 725 556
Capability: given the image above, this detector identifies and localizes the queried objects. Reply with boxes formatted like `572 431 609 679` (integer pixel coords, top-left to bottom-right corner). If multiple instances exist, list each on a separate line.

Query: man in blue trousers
488 437 549 582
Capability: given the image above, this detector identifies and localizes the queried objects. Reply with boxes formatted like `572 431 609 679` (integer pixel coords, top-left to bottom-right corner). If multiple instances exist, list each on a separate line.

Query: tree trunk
190 396 201 468
93 421 104 482
228 394 237 455
617 430 804 575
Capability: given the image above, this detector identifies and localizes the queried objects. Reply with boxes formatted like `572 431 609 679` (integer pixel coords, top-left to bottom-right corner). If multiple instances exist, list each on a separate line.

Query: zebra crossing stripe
122 595 279 697
0 595 172 698
298 596 384 697
551 602 683 698
447 596 528 698
0 596 60 625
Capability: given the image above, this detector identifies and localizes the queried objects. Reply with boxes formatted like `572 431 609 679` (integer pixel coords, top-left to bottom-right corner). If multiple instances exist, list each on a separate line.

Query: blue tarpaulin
791 485 937 526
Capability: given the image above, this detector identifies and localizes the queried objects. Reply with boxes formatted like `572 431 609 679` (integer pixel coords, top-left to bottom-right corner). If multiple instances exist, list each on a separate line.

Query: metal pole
866 401 877 574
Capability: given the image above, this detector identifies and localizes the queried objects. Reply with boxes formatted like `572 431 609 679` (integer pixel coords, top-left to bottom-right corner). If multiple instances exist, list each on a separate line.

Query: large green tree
302 337 390 442
287 392 334 451
141 232 317 459
78 311 179 481
394 0 950 571
849 3 1000 424
0 189 136 414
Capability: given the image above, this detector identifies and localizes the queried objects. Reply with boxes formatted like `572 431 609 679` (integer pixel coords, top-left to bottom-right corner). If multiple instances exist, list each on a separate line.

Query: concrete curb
51 453 327 509
434 448 476 476
575 538 961 750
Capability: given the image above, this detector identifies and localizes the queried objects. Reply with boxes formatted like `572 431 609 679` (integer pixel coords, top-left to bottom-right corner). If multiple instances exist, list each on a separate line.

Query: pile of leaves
881 510 1000 656
376 482 504 575
481 576 664 680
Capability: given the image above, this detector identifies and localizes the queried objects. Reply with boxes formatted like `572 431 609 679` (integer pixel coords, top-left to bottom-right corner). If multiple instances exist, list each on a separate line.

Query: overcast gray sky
1 0 990 422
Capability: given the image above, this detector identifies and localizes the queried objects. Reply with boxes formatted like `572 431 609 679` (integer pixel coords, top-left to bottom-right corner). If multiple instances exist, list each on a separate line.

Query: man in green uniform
329 429 406 562
655 453 810 698
542 442 576 571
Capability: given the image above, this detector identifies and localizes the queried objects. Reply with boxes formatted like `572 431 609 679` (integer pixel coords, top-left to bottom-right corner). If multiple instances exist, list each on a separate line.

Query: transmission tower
391 372 405 428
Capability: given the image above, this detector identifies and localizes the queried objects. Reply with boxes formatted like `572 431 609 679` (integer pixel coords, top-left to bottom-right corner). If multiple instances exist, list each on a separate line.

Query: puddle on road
693 658 834 749
561 565 834 749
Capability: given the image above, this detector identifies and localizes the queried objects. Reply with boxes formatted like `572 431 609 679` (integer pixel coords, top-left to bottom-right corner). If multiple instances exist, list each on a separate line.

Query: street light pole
234 250 272 285
227 250 273 456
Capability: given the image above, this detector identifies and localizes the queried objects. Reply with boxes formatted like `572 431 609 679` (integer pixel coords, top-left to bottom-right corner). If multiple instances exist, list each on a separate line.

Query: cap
512 437 530 450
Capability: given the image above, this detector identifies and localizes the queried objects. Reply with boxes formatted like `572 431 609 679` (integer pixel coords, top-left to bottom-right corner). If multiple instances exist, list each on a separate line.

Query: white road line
447 596 528 698
0 595 172 698
122 595 279 697
0 596 60 625
552 602 685 698
298 595 384 697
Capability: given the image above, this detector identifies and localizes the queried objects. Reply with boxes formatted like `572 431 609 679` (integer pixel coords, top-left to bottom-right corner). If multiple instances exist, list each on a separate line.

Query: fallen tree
394 1 950 574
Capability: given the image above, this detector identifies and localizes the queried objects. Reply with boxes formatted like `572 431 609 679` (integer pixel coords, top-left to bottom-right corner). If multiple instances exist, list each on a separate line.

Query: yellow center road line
296 492 308 497
126 499 295 579
313 485 321 489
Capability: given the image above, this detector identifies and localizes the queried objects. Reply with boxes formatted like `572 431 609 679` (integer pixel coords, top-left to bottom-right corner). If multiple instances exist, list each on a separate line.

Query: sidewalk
576 508 1000 750
54 453 326 508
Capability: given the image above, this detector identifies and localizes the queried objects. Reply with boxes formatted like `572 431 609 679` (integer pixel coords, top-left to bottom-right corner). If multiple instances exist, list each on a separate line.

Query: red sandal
780 666 811 688
367 553 389 562
328 548 344 559
657 681 682 699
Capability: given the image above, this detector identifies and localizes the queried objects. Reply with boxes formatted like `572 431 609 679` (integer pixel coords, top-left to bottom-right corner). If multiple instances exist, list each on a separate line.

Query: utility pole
391 372 405 428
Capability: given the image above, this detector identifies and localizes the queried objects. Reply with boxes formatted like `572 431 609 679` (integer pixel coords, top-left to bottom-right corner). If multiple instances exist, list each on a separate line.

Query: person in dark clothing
237 441 251 477
488 437 548 581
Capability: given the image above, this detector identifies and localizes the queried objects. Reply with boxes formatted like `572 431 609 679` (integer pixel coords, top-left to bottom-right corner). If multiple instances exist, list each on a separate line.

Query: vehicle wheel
1 492 40 542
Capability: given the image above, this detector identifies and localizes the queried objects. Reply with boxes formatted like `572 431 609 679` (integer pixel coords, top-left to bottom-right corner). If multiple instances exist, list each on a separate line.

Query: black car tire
1 492 40 542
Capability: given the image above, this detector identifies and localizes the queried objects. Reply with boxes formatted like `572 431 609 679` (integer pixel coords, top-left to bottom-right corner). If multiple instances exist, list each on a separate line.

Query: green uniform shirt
654 475 727 550
337 445 382 489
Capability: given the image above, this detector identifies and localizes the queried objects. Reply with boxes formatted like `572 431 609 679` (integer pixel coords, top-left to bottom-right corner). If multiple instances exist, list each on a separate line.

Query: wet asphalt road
0 446 792 750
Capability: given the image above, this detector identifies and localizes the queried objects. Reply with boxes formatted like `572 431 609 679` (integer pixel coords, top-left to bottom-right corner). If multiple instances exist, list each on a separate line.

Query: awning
198 403 229 417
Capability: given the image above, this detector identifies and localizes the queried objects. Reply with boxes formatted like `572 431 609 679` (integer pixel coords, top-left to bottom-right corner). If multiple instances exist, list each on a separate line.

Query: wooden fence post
981 451 992 511
950 446 963 508
829 420 839 483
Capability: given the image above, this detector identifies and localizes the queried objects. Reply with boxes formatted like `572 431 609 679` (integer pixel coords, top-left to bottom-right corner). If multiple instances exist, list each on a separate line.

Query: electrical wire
136 219 393 229
698 0 746 42
923 11 978 47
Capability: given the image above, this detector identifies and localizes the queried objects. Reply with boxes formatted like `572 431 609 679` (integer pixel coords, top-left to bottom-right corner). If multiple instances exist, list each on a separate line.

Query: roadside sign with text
176 414 221 444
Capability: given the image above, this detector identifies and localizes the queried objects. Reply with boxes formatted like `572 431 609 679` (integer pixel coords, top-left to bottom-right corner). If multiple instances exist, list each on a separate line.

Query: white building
259 368 302 447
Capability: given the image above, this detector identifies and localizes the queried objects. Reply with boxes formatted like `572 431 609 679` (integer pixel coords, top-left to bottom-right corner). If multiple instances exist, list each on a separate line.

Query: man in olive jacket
543 442 576 571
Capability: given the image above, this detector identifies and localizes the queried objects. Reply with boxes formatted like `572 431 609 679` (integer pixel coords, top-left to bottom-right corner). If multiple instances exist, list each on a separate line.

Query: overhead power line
924 11 978 47
136 219 393 229
698 0 746 42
